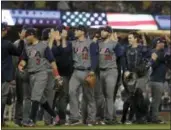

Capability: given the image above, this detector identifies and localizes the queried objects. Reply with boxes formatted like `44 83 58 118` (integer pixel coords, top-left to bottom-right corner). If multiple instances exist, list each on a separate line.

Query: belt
100 68 113 71
75 67 91 71
29 71 37 75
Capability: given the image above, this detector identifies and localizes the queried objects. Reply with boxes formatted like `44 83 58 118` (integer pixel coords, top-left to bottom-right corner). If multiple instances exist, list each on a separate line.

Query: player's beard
101 35 108 40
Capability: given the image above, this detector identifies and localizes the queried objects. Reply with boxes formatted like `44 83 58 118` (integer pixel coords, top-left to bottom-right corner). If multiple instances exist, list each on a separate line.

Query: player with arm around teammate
13 25 32 126
98 26 123 124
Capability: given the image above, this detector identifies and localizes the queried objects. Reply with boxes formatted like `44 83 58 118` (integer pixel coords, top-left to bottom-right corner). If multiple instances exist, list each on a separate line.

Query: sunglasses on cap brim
25 33 34 37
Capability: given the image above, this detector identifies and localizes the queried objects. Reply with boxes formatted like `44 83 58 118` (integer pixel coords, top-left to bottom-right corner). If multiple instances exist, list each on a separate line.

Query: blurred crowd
2 1 170 15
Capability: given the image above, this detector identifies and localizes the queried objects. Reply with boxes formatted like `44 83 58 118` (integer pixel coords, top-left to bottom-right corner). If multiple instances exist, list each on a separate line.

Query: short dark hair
128 31 139 40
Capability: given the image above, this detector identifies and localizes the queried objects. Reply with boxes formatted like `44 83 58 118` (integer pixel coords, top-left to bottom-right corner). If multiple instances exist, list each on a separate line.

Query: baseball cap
25 28 37 37
22 25 33 30
55 25 69 33
76 25 87 33
2 22 9 31
98 27 104 33
152 37 166 48
102 26 112 33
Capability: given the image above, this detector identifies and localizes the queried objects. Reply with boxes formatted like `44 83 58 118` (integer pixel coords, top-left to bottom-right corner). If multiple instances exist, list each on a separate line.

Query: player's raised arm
8 40 24 56
18 48 28 72
44 47 63 85
90 42 99 72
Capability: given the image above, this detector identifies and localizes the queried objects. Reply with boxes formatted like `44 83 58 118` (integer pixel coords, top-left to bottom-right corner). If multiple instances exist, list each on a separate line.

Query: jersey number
82 53 88 60
36 58 40 65
104 54 112 60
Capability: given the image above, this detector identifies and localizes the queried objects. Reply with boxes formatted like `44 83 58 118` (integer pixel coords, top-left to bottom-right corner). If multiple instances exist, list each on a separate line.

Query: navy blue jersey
125 45 150 72
51 41 73 76
150 49 167 82
2 38 24 83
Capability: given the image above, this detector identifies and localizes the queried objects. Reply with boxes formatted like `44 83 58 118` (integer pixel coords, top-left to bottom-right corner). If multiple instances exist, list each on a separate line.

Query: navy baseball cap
2 22 9 31
22 25 33 30
55 25 68 33
76 25 87 33
25 28 37 37
103 26 112 33
152 37 166 48
42 28 52 40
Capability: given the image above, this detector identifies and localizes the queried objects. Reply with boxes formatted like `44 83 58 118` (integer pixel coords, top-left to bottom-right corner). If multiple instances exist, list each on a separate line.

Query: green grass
2 121 170 130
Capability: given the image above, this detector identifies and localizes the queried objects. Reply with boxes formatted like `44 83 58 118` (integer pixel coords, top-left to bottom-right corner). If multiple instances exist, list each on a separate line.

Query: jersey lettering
100 48 112 60
104 48 112 60
35 51 41 65
82 46 88 60
29 49 37 58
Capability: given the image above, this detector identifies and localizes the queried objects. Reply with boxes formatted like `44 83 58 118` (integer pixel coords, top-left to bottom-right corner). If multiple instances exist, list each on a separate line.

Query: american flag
61 11 107 28
107 13 158 30
2 9 61 26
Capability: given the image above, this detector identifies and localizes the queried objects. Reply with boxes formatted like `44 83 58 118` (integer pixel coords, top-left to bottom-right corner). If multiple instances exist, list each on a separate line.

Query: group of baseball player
2 22 171 127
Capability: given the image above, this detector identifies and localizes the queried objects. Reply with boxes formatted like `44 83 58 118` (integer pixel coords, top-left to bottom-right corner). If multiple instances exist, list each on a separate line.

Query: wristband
18 63 24 68
53 68 59 77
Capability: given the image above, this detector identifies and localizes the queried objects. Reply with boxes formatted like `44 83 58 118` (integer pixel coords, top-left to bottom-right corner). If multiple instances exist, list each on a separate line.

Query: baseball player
148 38 167 124
47 26 73 125
164 35 171 92
61 25 98 126
13 25 32 126
18 28 63 126
1 23 24 127
98 26 123 124
40 27 58 125
92 29 105 125
123 32 151 124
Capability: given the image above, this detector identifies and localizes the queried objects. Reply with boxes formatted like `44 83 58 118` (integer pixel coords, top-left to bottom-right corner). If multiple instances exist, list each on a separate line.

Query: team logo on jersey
74 47 89 60
28 49 41 65
29 49 37 58
82 47 88 60
35 51 41 65
100 48 112 60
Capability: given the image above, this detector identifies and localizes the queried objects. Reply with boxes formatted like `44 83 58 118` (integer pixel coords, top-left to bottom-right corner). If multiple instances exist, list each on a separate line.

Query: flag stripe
107 13 158 30
108 21 156 26
109 25 157 30
107 14 155 22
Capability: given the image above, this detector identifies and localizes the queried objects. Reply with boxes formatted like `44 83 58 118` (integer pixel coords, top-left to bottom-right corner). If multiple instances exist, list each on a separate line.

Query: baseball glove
54 77 63 91
85 73 96 88
124 72 137 93
17 69 29 81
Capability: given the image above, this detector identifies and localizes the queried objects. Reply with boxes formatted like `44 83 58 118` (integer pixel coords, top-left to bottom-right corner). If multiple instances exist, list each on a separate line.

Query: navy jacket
1 38 24 83
51 41 73 76
124 45 151 72
165 45 171 69
150 49 167 83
